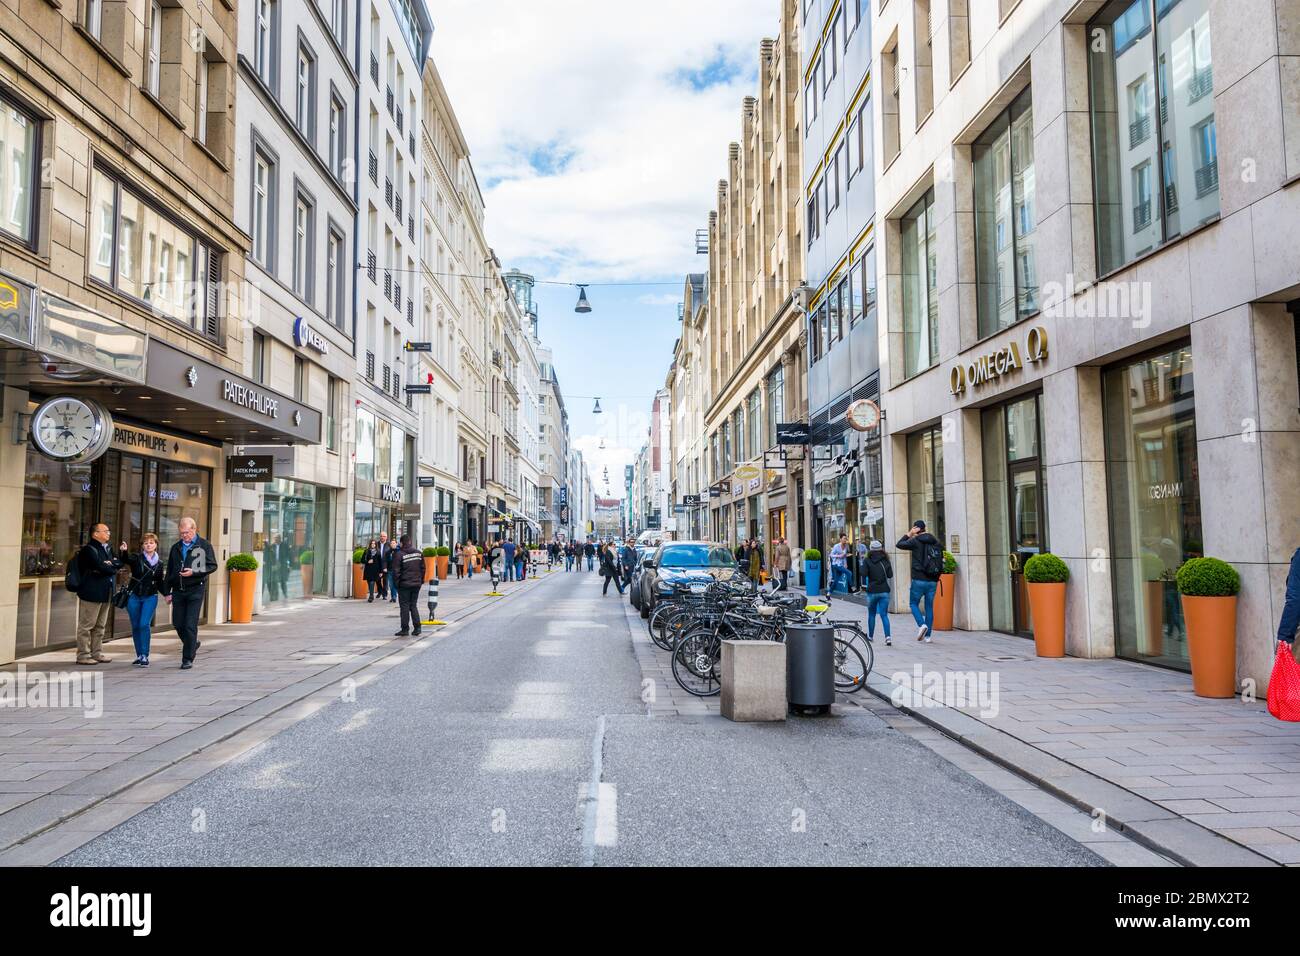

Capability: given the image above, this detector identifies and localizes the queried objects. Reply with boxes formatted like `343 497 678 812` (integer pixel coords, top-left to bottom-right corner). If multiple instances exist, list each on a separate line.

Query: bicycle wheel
648 602 676 647
831 637 868 693
671 628 723 697
832 625 874 680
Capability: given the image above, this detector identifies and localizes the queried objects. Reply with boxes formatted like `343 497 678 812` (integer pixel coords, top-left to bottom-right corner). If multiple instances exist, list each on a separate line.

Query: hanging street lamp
574 285 592 313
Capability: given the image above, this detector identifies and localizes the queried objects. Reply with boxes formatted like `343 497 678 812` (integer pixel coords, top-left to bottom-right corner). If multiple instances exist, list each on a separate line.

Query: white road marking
580 715 616 864
481 738 583 772
339 708 376 733
547 620 609 635
533 640 568 656
501 682 570 720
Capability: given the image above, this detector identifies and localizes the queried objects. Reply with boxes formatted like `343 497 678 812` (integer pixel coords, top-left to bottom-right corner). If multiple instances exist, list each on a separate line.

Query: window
86 0 103 39
251 147 275 268
806 182 820 245
294 355 305 401
146 0 162 96
828 279 842 344
252 331 266 384
292 190 314 301
295 42 315 141
1089 0 1217 274
901 188 938 378
974 87 1038 337
328 94 345 179
747 389 761 458
907 425 945 545
829 143 844 213
254 0 277 88
0 96 38 245
326 227 344 328
326 375 338 451
330 0 347 46
88 166 219 335
766 365 784 448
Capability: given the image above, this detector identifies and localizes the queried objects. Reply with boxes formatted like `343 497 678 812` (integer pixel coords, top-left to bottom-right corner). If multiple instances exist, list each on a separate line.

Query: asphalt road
60 570 1102 866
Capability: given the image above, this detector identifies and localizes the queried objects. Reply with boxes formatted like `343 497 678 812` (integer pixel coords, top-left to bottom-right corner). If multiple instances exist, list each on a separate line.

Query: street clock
29 395 113 463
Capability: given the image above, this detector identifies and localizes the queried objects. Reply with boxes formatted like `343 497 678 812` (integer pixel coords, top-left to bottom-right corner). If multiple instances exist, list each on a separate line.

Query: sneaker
76 658 97 666
140 657 149 667
916 624 928 641
924 635 932 643
412 629 422 637
367 596 373 603
132 657 144 667
394 630 409 636
180 661 193 670
93 654 111 663
885 636 892 646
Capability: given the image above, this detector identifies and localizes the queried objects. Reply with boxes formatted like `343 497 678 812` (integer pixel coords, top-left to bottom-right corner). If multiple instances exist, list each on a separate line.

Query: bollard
423 576 446 626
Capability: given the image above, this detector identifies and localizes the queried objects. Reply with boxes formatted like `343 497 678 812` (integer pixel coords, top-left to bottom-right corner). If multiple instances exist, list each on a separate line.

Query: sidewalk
0 568 555 858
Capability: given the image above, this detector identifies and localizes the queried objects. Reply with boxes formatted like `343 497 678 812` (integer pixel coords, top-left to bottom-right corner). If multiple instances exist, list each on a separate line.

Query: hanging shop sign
682 494 701 507
949 326 1050 395
380 484 403 502
776 422 811 445
430 511 453 525
225 455 274 482
418 475 436 488
748 476 761 491
734 463 761 481
292 316 330 355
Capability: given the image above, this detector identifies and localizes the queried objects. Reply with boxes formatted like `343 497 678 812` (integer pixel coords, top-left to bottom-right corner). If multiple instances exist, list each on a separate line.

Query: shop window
356 407 376 482
0 95 38 246
900 187 938 378
974 87 1037 337
1088 0 1217 276
906 424 945 544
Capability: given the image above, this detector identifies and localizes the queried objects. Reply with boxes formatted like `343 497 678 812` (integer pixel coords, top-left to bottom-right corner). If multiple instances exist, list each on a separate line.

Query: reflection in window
901 188 938 378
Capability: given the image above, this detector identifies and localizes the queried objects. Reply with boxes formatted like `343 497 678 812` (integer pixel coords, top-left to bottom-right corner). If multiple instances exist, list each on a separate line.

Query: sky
428 0 778 499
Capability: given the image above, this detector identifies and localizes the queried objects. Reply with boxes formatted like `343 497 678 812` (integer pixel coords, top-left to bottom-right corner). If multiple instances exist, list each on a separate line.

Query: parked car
639 541 739 616
629 546 656 615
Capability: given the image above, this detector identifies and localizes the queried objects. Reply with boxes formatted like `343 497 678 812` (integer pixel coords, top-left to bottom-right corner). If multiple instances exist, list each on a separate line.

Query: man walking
164 516 217 669
830 535 850 594
74 522 121 665
898 520 943 642
584 540 595 572
377 532 393 600
619 538 637 590
392 533 426 637
503 538 517 582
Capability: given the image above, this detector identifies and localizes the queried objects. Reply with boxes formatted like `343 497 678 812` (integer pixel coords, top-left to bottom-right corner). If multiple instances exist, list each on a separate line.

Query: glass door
1009 463 1043 634
983 394 1046 637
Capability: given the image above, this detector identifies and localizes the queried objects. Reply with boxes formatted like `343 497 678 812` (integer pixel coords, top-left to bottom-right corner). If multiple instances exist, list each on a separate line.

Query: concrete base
720 640 787 722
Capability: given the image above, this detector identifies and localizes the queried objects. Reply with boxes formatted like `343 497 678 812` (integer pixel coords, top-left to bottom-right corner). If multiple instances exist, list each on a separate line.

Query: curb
862 670 1279 868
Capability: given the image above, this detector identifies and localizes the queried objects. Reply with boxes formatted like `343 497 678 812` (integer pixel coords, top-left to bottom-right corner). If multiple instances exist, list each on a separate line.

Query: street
55 570 1115 866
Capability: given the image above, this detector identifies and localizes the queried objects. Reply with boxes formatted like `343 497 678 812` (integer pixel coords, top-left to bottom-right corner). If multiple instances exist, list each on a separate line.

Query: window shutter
205 248 221 340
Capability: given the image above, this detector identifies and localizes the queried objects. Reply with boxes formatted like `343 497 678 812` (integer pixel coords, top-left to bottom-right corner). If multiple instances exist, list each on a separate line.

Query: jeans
517 560 526 580
127 592 158 658
387 569 397 600
778 569 789 590
909 579 938 631
565 555 574 571
867 592 891 639
831 564 850 594
586 556 594 571
367 578 380 598
504 561 515 582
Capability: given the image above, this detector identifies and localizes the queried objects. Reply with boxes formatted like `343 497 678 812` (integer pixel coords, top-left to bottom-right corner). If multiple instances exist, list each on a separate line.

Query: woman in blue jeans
118 533 166 666
863 540 894 646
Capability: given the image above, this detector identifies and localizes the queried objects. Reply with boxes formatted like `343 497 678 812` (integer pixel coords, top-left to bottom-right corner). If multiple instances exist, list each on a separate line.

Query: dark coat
362 547 384 582
394 544 426 588
123 551 166 598
76 541 122 603
864 551 893 594
598 549 618 578
164 536 218 594
897 532 942 582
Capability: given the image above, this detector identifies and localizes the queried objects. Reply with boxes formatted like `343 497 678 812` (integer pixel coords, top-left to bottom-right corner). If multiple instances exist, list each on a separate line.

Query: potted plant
227 553 259 623
802 548 822 598
352 547 366 599
422 546 438 582
1141 552 1165 657
435 546 451 580
1024 553 1069 658
1176 556 1240 698
932 551 958 631
298 550 314 598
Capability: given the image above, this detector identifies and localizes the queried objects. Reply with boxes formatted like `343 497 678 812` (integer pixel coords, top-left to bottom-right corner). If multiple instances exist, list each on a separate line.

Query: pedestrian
864 540 894 646
363 539 384 601
517 546 528 581
503 538 517 582
853 538 868 593
599 543 624 596
73 522 121 665
376 531 393 600
118 533 165 666
584 540 595 572
392 533 426 637
897 519 943 642
274 534 291 600
619 539 636 590
382 531 399 603
748 538 765 586
735 540 749 576
830 535 850 594
461 540 476 579
1278 547 1300 659
163 516 217 669
565 541 575 572
487 539 505 588
774 537 792 590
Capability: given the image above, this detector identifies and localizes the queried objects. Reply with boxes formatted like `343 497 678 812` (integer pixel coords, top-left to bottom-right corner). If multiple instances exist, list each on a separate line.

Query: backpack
64 551 82 593
921 540 944 578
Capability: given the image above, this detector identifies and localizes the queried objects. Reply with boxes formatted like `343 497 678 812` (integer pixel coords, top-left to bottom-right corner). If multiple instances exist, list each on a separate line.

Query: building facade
872 0 1300 689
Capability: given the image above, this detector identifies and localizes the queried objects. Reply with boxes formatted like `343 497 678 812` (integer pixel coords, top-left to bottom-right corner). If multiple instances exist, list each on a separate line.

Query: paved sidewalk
821 600 1300 865
0 567 556 856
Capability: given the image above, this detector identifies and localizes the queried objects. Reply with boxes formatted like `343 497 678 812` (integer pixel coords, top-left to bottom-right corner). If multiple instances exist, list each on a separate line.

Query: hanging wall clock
30 395 113 463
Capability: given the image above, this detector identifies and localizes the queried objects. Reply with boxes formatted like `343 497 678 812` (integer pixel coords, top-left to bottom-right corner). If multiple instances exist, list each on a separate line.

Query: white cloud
428 0 778 283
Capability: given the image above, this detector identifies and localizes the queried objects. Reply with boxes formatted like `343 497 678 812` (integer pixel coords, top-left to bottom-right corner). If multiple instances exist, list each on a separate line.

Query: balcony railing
366 250 376 283
1195 160 1219 197
409 133 416 157
365 351 375 381
386 86 394 115
406 300 413 324
384 270 392 299
395 194 403 221
1129 113 1151 149
368 150 377 185
392 372 400 399
394 282 402 310
407 215 414 241
1164 182 1179 213
1159 95 1167 124
1132 199 1152 232
370 53 379 85
382 364 390 392
396 106 403 134
385 177 393 207
1188 66 1213 104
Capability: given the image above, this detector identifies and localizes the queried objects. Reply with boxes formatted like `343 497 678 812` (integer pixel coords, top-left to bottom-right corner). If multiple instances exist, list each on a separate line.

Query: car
638 541 740 616
628 546 656 615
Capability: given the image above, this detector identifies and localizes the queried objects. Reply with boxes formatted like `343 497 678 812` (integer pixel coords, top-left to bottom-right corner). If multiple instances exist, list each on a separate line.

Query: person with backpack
864 540 894 646
898 520 943 642
71 523 122 665
118 533 166 666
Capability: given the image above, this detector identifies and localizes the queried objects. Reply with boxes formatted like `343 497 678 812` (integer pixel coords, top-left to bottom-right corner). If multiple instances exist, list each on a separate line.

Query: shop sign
226 455 274 482
404 384 432 395
0 269 34 347
430 511 453 525
709 486 722 499
682 494 701 507
748 476 761 491
734 463 761 481
112 426 169 454
558 487 568 507
1149 482 1182 500
674 505 687 514
222 379 280 419
950 326 1049 395
379 484 402 502
396 507 422 520
292 316 329 355
418 476 436 488
776 422 810 445
404 341 433 352
731 482 743 497
950 534 961 554
559 505 570 524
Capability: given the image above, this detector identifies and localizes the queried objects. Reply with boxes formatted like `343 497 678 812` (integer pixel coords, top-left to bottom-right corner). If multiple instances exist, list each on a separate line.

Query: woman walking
362 539 384 601
454 540 465 579
748 538 765 587
118 533 166 667
461 540 477 579
598 543 624 596
864 540 894 646
774 537 792 590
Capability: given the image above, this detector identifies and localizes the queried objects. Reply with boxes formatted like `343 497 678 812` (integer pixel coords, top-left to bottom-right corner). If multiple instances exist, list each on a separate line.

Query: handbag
111 582 132 609
1267 643 1300 722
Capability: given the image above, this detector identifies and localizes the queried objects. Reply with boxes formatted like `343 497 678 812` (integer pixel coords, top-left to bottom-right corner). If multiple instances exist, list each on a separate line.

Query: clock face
31 396 111 463
846 399 881 432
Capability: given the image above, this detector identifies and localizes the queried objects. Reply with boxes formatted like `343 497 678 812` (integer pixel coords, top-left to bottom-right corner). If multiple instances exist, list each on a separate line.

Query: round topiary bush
422 546 438 557
1175 556 1240 597
352 547 366 564
226 553 259 572
298 550 314 565
1024 553 1069 584
436 546 452 557
943 550 958 575
802 548 822 561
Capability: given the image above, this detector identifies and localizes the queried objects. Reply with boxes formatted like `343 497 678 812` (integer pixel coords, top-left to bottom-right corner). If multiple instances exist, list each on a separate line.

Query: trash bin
785 623 835 715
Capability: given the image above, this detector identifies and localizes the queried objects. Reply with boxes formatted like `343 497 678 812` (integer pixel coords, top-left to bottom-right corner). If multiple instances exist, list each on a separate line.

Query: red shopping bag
1266 643 1300 722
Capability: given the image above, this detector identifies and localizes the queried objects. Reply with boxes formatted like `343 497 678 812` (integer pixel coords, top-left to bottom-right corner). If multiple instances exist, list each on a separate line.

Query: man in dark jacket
584 540 595 572
378 532 397 603
619 540 637 589
1278 547 1300 659
163 517 217 669
393 534 427 636
897 519 942 643
74 523 121 664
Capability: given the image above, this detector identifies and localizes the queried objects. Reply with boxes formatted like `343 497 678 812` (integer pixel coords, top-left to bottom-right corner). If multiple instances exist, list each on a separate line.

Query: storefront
352 405 417 547
260 479 333 601
1104 342 1200 672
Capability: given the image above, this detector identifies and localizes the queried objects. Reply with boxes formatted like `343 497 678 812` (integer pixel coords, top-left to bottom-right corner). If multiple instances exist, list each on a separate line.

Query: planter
932 573 956 631
300 565 314 598
1026 582 1066 657
424 556 437 582
435 555 449 579
1182 595 1238 698
804 560 822 598
229 569 255 623
1143 580 1164 656
352 563 365 599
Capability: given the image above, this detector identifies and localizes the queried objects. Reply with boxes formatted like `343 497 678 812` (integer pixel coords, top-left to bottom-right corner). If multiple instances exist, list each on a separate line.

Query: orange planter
1182 595 1238 698
352 562 366 598
424 556 437 582
1026 582 1066 657
932 573 955 631
1144 580 1164 656
229 569 255 623
435 555 449 580
300 565 314 598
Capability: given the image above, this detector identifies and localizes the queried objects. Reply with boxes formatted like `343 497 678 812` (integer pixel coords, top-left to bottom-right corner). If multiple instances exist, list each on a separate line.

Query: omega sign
222 380 280 419
950 327 1049 395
